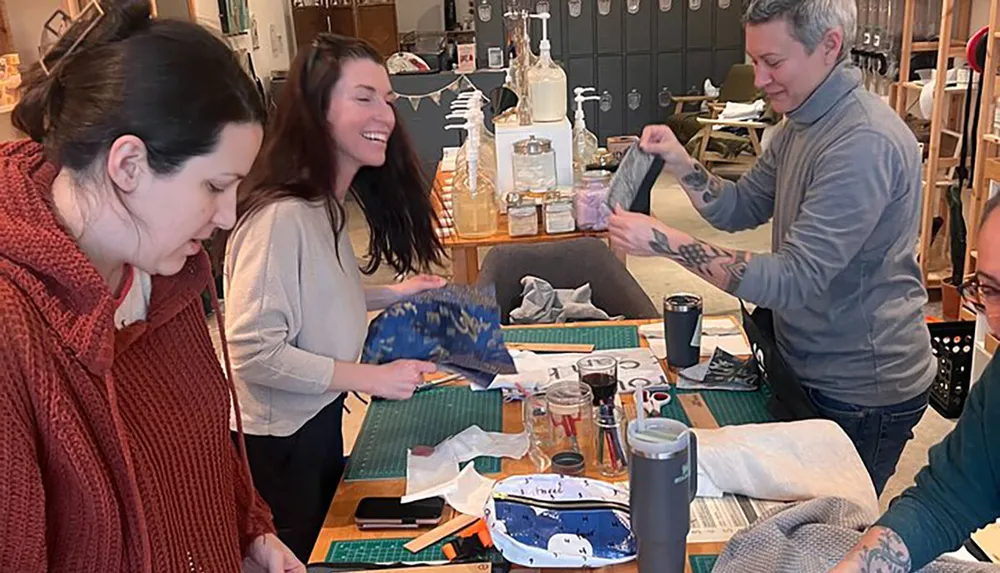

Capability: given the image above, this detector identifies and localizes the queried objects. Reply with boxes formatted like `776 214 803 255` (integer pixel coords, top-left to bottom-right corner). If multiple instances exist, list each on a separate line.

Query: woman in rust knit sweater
0 1 301 571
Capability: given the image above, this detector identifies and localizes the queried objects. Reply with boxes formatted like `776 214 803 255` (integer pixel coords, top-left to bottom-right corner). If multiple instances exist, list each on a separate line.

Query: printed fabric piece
485 474 637 568
362 284 517 387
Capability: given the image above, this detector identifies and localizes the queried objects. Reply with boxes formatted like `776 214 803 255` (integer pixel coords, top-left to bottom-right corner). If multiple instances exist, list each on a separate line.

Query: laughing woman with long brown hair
222 34 447 561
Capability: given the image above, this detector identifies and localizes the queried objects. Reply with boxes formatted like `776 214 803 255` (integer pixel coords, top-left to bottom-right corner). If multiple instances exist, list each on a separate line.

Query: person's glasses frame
958 277 1000 314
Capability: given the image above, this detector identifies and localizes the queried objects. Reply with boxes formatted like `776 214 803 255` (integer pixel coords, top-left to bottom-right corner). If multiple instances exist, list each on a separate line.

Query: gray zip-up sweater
700 62 935 407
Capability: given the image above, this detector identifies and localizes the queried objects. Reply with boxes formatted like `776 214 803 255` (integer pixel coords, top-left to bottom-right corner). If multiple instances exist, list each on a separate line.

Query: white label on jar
546 209 576 233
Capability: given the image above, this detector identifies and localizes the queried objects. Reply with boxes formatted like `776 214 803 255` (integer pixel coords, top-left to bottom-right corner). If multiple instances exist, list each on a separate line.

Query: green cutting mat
325 538 715 570
325 537 450 563
324 537 503 565
654 386 774 426
344 387 504 481
690 554 719 572
503 325 640 350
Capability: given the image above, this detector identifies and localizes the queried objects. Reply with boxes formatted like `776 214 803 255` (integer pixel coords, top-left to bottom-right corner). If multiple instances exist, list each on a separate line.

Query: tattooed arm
831 527 912 573
675 158 730 211
608 208 752 295
647 227 750 294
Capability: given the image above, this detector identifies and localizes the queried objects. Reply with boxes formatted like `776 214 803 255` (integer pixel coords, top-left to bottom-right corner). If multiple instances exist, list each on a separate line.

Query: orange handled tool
441 519 493 562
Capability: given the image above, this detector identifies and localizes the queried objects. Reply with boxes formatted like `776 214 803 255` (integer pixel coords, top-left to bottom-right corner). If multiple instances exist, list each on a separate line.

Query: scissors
642 389 672 417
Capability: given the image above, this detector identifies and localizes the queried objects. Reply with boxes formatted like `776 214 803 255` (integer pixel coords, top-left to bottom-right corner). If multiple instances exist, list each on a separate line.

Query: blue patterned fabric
361 285 517 387
493 502 636 561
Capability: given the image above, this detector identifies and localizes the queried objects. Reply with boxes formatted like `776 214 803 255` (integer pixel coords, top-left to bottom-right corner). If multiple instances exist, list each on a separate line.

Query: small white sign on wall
457 43 477 74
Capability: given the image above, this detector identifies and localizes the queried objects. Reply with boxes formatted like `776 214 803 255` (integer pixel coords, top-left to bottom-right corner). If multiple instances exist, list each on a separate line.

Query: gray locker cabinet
714 0 743 50
625 0 654 53
714 48 745 84
475 0 506 70
656 51 686 120
656 0 685 52
625 53 654 135
596 55 625 140
596 0 625 55
566 0 597 56
685 50 715 93
685 0 714 51
529 0 565 60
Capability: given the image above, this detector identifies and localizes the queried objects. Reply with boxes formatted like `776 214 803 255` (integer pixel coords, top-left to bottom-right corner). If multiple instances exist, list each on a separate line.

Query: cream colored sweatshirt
224 198 367 437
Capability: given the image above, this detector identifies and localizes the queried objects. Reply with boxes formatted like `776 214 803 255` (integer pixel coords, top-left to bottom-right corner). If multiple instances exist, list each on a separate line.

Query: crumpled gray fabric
714 497 998 573
509 276 620 324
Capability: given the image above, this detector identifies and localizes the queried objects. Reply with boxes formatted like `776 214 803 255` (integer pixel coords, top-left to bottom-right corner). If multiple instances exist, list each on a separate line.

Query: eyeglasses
958 277 1000 313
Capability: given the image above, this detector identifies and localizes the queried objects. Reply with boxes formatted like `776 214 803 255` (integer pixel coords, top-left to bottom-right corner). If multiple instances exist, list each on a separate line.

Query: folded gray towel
714 497 997 573
509 276 619 324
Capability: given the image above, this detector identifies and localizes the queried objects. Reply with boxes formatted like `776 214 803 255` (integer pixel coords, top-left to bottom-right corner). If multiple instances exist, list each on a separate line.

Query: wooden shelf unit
895 0 974 290
963 0 1000 276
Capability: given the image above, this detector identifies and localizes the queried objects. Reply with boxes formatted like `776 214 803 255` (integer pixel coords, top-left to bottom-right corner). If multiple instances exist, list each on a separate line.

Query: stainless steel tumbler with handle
627 418 698 573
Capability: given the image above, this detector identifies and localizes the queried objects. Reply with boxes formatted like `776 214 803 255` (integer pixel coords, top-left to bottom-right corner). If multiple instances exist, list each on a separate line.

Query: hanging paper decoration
659 0 672 11
718 0 730 8
537 0 550 14
689 0 701 10
599 0 612 16
394 76 488 111
569 0 583 17
627 0 641 14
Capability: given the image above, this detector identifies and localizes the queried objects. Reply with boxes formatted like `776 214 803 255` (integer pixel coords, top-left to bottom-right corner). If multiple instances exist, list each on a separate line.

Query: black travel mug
663 293 703 369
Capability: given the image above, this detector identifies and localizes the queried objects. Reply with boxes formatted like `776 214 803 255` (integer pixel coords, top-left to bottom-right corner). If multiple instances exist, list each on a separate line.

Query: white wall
968 0 992 33
396 0 443 33
7 0 63 65
192 0 292 84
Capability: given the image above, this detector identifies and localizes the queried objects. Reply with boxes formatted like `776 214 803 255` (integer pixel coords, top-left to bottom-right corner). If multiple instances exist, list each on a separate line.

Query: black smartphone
353 496 445 529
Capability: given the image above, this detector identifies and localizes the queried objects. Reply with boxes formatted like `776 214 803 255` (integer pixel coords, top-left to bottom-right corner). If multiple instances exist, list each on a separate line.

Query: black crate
928 321 976 419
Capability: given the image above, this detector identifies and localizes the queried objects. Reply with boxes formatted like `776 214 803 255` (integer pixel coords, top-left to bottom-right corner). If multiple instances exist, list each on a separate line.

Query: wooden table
432 167 625 285
311 319 742 571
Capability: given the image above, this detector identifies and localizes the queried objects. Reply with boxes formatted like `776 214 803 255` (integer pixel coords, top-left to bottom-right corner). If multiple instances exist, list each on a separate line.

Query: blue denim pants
804 387 930 497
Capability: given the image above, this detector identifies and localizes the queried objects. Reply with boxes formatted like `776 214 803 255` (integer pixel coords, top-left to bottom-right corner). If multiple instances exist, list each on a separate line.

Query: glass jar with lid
544 381 594 476
573 170 612 231
512 135 557 200
506 192 539 237
543 191 576 235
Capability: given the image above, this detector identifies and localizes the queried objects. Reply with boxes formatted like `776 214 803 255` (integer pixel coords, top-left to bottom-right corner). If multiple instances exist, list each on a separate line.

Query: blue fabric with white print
361 284 516 387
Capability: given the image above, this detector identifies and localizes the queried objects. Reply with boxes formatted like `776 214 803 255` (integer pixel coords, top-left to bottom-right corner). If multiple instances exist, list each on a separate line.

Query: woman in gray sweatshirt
222 34 446 562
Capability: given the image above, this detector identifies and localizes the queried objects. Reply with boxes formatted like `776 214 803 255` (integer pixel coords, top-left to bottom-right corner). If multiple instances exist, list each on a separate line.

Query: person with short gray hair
609 0 933 495
744 0 857 60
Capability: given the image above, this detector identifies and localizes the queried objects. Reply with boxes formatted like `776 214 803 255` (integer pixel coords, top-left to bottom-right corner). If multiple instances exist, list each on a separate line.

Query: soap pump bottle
450 91 496 185
527 11 567 123
572 86 601 181
444 118 498 239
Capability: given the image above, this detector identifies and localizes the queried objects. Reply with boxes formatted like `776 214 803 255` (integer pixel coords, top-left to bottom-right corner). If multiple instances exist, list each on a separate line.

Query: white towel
693 419 880 523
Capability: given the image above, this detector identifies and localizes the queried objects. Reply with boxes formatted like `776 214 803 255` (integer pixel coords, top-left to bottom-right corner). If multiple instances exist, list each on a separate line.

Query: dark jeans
236 397 346 564
805 387 929 497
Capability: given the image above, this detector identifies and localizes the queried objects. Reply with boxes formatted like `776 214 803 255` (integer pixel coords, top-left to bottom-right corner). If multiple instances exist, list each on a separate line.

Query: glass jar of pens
544 381 594 476
578 356 629 477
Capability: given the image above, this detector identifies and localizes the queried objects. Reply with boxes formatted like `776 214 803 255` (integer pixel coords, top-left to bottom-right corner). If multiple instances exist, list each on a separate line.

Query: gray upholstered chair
476 238 658 324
